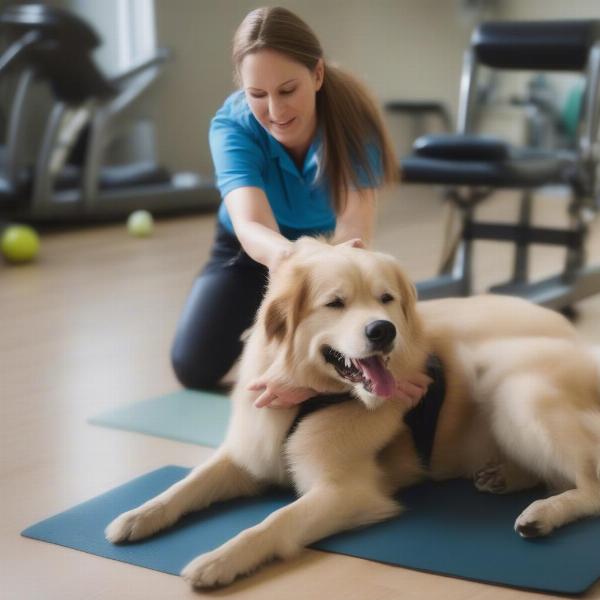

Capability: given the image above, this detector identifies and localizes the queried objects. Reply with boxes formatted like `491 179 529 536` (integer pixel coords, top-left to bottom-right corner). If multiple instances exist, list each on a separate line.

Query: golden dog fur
106 238 600 588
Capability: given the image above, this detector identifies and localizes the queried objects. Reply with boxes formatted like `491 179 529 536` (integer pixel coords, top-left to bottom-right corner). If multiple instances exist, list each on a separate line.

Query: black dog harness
402 354 446 468
286 354 446 468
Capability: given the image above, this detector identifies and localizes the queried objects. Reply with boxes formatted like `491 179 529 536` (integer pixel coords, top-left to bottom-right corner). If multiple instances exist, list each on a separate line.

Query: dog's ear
262 268 310 345
264 296 288 342
393 263 418 322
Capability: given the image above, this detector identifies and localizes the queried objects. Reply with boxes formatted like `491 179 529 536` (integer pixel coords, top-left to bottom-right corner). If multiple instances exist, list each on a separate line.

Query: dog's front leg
106 450 262 543
181 476 401 588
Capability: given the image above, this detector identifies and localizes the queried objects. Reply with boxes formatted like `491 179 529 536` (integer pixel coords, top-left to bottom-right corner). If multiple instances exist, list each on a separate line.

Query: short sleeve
353 141 385 189
209 112 267 198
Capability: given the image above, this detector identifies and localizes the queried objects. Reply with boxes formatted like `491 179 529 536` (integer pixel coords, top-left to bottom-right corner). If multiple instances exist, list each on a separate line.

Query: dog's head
256 238 425 409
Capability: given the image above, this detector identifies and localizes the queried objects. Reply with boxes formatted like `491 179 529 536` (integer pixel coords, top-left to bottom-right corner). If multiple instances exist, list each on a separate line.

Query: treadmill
0 3 219 221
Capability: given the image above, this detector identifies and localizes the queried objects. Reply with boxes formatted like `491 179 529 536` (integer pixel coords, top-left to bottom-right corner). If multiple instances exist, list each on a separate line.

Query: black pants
170 223 269 389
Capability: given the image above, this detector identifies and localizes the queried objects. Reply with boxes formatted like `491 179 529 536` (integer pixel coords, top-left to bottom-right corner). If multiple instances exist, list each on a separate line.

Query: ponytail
318 64 398 213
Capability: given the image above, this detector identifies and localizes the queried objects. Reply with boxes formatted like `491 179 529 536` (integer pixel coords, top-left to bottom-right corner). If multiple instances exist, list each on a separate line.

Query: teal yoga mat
21 466 600 594
88 390 230 447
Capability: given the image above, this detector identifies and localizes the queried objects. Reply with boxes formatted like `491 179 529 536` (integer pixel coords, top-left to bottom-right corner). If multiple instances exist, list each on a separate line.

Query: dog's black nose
365 320 396 349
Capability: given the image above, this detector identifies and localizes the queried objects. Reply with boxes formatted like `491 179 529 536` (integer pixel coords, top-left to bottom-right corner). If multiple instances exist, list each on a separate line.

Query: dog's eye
326 297 345 309
381 293 394 304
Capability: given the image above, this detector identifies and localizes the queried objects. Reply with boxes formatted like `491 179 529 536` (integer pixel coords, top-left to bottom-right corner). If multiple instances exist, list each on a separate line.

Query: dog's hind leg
106 450 262 543
181 467 400 588
487 373 600 537
474 460 540 494
514 411 600 537
515 480 600 537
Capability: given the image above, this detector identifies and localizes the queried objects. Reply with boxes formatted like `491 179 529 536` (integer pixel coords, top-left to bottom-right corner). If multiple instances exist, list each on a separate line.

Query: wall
500 0 600 20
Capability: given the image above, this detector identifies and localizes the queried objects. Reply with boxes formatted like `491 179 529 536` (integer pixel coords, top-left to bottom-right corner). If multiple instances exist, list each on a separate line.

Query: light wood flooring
4 186 600 599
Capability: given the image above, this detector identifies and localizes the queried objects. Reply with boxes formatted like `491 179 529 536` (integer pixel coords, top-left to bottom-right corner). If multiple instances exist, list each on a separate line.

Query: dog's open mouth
321 345 396 398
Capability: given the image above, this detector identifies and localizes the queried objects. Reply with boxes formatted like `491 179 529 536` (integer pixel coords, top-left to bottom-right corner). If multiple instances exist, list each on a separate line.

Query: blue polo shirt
209 90 382 240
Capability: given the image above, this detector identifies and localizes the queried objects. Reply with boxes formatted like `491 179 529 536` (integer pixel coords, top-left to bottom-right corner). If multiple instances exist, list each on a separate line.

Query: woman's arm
331 188 377 247
224 187 319 405
224 186 293 271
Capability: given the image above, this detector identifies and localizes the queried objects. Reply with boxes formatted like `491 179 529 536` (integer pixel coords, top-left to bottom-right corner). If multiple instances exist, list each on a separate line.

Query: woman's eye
326 297 345 309
280 88 295 95
381 293 394 304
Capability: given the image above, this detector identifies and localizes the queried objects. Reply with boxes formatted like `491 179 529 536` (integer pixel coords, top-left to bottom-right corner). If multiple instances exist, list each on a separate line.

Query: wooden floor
4 186 600 599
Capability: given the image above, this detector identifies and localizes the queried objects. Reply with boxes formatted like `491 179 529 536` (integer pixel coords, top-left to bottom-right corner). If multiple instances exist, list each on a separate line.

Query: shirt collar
267 129 322 179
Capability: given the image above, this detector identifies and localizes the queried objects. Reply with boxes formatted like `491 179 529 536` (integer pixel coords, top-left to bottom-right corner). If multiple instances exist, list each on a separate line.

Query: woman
171 6 430 407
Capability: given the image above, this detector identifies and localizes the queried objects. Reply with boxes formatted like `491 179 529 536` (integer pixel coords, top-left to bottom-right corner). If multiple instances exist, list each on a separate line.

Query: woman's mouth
270 117 295 130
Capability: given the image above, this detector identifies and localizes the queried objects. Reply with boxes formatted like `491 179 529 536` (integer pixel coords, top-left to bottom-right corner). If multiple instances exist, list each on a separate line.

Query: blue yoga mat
88 390 229 447
21 465 600 594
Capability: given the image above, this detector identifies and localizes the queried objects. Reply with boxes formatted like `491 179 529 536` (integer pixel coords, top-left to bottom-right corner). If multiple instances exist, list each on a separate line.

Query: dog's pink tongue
356 356 396 398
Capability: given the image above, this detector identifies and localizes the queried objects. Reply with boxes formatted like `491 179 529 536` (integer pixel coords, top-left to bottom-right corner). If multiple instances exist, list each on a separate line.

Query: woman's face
239 49 323 159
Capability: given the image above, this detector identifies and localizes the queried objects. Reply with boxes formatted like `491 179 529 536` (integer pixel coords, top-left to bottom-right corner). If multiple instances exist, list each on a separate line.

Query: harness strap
403 354 446 468
287 392 353 438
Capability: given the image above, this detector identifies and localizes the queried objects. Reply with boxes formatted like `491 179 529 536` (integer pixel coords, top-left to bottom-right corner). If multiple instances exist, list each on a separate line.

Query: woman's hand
396 373 432 408
268 245 294 274
250 371 431 409
336 238 365 249
249 378 317 408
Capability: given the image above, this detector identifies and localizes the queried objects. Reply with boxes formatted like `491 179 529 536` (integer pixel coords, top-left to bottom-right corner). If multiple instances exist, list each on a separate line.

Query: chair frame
413 25 600 312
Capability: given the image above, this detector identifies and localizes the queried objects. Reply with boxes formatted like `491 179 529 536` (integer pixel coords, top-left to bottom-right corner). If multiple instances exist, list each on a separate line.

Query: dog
106 237 600 588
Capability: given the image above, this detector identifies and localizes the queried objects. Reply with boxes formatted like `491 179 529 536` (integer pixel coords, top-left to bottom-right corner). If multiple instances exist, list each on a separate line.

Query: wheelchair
0 3 219 222
402 20 600 313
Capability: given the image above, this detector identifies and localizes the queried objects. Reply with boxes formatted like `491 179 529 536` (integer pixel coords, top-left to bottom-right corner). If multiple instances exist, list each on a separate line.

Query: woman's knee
169 264 264 389
170 342 230 390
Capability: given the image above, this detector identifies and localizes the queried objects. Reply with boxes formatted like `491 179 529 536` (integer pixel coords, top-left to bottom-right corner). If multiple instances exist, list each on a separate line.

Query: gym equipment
0 3 219 221
402 21 600 311
22 464 600 594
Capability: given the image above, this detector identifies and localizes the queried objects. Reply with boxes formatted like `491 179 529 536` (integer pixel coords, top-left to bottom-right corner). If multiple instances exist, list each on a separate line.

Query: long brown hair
232 6 398 214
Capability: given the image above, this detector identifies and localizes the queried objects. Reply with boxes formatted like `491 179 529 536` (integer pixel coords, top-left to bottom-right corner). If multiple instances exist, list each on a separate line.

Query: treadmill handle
109 48 171 87
0 29 45 76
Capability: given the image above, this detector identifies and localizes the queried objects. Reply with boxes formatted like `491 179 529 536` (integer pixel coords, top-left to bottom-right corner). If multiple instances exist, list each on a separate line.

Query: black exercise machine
402 20 600 312
0 3 219 222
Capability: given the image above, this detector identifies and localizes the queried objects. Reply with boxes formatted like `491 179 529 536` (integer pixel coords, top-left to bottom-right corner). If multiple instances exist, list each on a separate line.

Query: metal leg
564 193 587 283
456 204 474 296
5 69 34 185
416 195 474 300
512 191 532 284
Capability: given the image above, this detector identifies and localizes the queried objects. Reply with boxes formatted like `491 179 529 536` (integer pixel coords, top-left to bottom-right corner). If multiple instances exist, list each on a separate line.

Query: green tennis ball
1 224 40 263
127 210 154 237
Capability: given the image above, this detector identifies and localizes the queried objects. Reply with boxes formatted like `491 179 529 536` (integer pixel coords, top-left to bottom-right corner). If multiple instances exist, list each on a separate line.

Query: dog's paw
105 502 168 543
474 462 508 494
514 499 555 538
181 549 244 588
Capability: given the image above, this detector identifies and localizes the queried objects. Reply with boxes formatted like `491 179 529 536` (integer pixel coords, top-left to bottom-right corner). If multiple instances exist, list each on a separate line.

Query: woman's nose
268 96 285 121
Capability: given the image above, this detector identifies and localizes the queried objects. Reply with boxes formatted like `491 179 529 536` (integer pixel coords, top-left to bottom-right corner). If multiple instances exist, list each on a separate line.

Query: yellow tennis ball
1 224 40 263
127 210 154 237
